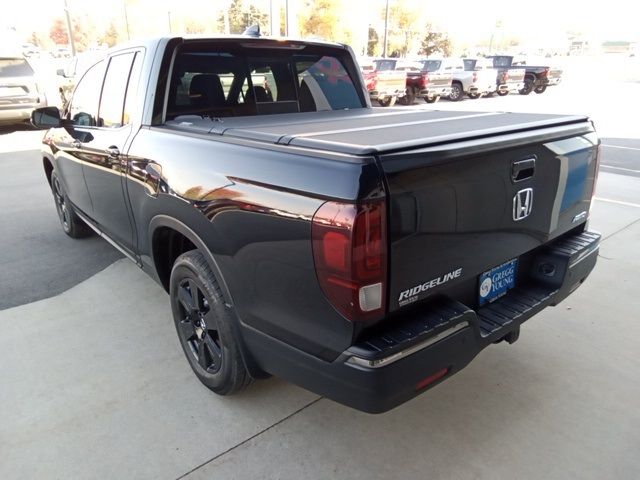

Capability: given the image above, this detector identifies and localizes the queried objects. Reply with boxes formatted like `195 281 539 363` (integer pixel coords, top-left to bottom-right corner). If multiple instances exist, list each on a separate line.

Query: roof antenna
242 24 261 37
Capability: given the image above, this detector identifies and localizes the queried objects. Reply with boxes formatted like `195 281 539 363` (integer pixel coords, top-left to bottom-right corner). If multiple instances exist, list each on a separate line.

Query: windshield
0 58 34 77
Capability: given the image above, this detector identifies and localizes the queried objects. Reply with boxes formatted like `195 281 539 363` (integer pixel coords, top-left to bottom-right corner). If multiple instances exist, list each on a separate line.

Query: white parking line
601 144 640 152
600 165 640 174
594 197 640 208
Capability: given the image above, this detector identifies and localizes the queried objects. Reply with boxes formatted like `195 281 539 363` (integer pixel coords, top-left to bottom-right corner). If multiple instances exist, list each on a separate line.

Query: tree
49 18 68 45
367 27 379 56
101 21 120 47
299 0 350 44
219 0 269 34
387 0 422 57
185 19 206 34
418 25 452 57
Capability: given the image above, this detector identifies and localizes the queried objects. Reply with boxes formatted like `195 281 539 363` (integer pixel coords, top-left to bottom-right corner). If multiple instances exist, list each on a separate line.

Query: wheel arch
149 214 268 379
148 215 234 306
43 156 54 187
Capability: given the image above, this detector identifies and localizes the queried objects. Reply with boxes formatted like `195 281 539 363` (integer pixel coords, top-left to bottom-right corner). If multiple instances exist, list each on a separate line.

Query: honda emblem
513 188 533 221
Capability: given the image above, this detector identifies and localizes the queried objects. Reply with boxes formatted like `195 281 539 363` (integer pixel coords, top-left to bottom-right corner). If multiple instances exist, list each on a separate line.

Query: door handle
512 157 536 182
107 146 120 158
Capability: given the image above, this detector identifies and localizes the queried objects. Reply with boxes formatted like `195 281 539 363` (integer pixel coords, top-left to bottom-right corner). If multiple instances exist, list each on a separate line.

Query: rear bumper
244 230 600 413
369 89 405 100
498 82 524 93
418 86 452 98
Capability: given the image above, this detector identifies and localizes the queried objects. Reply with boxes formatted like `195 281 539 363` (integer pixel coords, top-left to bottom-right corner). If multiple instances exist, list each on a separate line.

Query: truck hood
166 108 588 156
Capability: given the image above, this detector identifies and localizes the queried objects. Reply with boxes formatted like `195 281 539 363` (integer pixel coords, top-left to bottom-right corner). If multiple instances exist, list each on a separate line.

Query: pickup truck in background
32 35 600 413
464 58 525 96
404 58 453 103
487 55 562 95
359 58 407 106
449 58 497 101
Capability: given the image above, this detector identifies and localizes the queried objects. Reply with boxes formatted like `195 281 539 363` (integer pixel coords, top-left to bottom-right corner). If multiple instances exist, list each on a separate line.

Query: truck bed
167 109 588 155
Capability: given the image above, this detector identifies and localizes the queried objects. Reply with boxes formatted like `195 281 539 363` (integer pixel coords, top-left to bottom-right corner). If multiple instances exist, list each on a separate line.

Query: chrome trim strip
346 320 469 369
74 210 141 266
568 243 599 268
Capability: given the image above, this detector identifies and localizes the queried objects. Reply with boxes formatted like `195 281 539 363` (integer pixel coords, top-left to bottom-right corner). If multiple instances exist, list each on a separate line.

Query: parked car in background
449 58 496 101
359 58 407 106
464 58 525 96
404 58 453 103
486 55 562 95
0 56 47 126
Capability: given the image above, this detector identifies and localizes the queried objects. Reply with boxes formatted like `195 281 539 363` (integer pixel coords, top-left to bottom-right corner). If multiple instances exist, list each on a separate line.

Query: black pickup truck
487 55 563 95
32 35 600 413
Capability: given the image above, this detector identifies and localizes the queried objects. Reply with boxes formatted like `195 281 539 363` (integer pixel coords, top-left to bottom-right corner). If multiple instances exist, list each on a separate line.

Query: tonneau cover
165 108 588 155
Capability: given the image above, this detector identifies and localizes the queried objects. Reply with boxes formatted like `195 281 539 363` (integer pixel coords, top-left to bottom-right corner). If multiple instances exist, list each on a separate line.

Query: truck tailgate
379 124 598 312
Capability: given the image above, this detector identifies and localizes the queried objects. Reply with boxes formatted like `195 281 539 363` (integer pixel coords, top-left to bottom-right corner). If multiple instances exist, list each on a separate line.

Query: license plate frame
478 258 518 306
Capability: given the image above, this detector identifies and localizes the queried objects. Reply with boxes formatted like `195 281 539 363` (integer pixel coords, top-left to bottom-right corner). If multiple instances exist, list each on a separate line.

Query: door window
69 61 105 126
99 52 136 128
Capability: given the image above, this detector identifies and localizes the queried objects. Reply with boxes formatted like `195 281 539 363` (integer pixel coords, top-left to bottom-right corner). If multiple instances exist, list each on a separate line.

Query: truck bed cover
166 109 588 155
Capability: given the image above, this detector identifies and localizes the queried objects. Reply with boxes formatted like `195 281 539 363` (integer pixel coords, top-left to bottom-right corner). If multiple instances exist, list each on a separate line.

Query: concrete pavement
1 171 639 480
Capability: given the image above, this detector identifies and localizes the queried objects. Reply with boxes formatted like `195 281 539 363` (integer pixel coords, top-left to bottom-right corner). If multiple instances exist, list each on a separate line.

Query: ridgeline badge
398 268 463 306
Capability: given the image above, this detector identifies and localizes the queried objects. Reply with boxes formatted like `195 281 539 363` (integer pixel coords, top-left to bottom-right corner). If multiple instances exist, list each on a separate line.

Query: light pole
63 0 77 56
123 1 131 40
382 0 390 57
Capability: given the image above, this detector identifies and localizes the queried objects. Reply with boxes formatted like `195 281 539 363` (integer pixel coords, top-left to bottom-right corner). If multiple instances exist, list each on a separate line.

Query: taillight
364 72 378 91
420 72 429 88
543 68 549 77
312 201 387 322
472 72 477 83
503 71 509 82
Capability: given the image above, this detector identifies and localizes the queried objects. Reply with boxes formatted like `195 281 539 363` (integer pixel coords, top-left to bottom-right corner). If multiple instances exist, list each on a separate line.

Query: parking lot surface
1 56 639 479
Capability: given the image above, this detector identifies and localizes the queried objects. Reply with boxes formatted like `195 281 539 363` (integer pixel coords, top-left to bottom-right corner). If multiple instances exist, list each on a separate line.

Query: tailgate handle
512 157 535 182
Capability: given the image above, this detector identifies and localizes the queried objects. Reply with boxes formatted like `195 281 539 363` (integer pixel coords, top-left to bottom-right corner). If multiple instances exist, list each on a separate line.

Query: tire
50 170 91 238
397 89 415 106
496 90 509 96
170 250 252 395
425 95 440 104
519 78 533 95
378 96 396 107
448 83 464 102
534 85 547 94
467 92 480 99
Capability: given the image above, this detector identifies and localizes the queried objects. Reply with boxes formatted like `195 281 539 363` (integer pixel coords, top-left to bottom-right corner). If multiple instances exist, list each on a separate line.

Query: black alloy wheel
176 278 223 374
170 250 252 395
50 170 90 238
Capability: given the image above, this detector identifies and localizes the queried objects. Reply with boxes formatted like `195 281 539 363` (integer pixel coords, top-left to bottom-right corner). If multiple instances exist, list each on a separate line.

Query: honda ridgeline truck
31 35 600 413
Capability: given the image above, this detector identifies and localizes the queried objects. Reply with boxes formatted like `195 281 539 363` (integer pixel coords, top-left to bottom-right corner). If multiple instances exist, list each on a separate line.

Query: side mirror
56 68 66 77
31 106 62 129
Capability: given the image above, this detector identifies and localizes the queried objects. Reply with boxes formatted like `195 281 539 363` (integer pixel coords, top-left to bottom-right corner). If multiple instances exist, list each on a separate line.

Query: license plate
478 259 518 306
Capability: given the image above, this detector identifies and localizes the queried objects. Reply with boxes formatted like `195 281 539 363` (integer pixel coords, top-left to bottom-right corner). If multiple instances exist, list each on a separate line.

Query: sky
1 0 637 47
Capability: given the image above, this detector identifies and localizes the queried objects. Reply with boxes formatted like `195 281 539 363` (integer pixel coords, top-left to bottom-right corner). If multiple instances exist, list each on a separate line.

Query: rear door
80 50 143 255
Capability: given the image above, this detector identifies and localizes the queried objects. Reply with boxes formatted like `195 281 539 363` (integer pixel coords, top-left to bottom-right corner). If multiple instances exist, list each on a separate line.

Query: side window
69 61 105 126
123 53 143 126
99 52 136 128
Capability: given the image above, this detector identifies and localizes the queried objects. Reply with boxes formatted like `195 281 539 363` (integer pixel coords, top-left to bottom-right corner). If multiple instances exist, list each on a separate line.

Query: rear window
166 44 365 120
420 60 442 72
0 58 34 77
373 59 396 71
